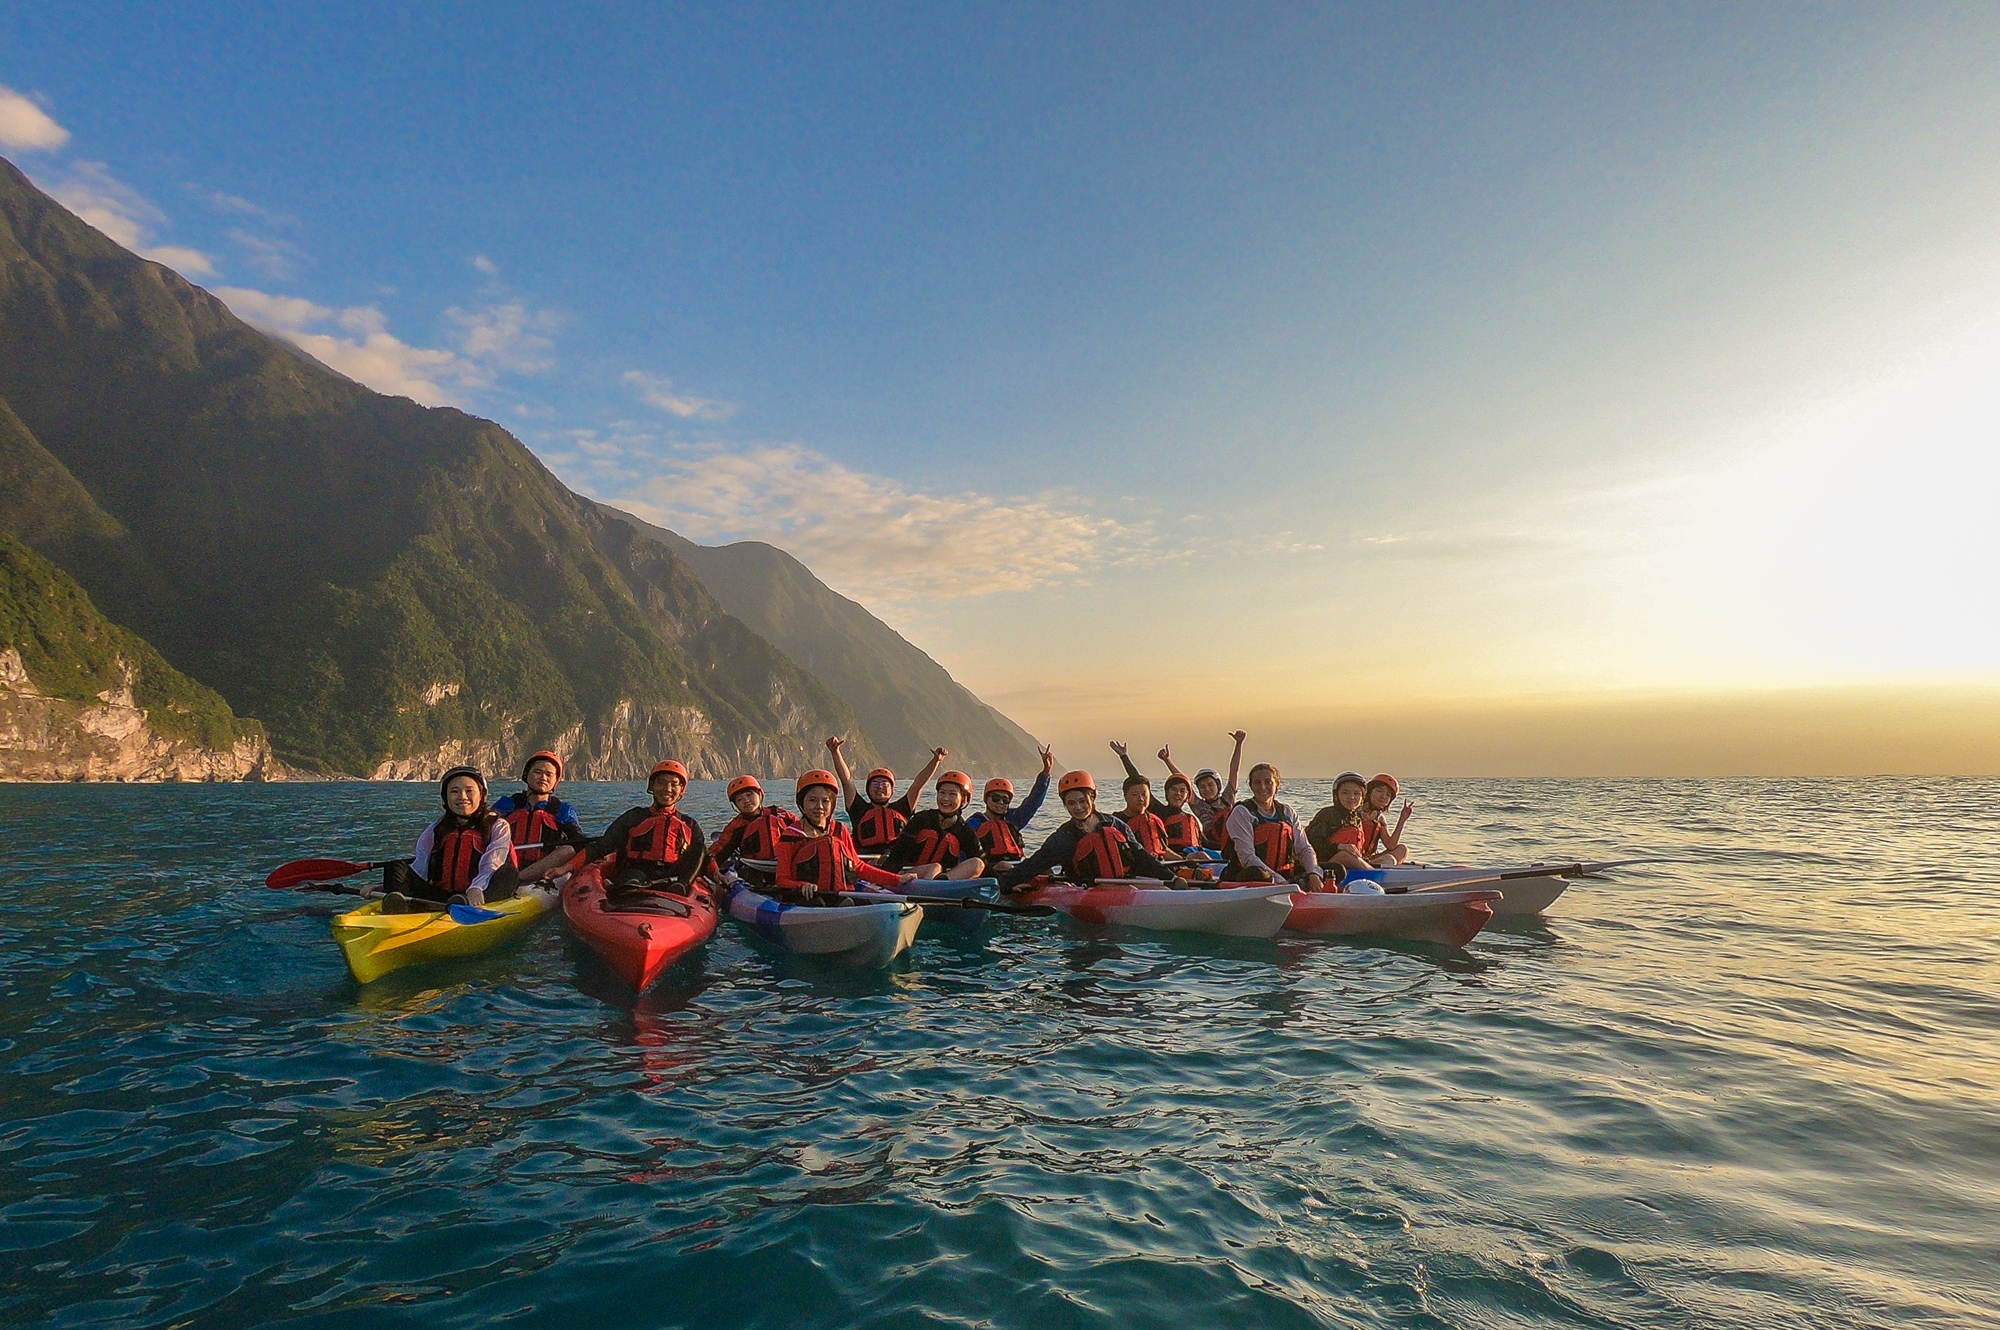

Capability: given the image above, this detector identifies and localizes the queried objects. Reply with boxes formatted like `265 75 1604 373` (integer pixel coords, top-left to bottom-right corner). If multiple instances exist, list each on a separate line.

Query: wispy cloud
447 302 558 373
581 439 1145 599
41 160 217 276
623 370 734 420
0 84 68 151
229 228 305 281
470 254 499 275
205 189 291 225
217 287 477 406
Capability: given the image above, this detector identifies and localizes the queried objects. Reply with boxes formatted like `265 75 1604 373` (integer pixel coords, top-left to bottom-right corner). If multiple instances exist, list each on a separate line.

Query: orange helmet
865 767 895 785
1057 770 1097 797
726 774 763 800
795 769 839 801
520 750 563 780
1367 773 1399 798
936 770 972 795
649 759 689 782
983 776 1015 799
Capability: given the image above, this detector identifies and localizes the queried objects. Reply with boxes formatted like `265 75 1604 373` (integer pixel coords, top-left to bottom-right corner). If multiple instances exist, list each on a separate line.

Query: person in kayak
1115 773 1172 857
491 750 589 883
1362 774 1414 865
964 744 1056 866
882 770 989 880
825 735 949 856
997 770 1178 891
776 769 919 901
705 774 803 878
1220 763 1328 891
380 766 520 913
1305 772 1383 886
588 759 707 898
1111 730 1246 848
1103 744 1203 852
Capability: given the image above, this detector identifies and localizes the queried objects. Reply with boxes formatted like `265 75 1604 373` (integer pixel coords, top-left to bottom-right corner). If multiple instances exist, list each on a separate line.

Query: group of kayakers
372 735 1417 912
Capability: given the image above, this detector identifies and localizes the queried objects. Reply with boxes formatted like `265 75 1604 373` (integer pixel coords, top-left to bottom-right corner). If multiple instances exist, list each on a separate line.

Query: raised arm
1156 744 1189 784
906 746 948 804
1011 762 1052 829
1111 741 1144 785
1224 731 1246 800
825 736 858 807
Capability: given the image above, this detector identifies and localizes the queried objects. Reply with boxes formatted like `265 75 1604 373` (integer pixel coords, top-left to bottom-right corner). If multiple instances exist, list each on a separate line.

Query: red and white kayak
1284 888 1499 947
562 864 719 992
1350 864 1585 916
1023 879 1294 938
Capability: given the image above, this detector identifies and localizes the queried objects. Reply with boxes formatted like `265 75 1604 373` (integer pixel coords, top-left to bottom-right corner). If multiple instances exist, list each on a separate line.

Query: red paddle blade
265 858 373 889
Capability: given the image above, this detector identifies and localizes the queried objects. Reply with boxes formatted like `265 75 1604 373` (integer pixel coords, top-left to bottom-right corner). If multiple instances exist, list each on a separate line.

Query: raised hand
1039 744 1055 773
1228 730 1247 745
1156 744 1171 763
1395 801 1416 827
932 747 949 760
1109 740 1129 758
825 736 844 752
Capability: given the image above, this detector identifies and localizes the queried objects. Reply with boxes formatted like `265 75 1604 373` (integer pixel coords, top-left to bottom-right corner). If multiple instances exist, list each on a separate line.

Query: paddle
265 857 393 890
852 891 1055 917
448 902 505 924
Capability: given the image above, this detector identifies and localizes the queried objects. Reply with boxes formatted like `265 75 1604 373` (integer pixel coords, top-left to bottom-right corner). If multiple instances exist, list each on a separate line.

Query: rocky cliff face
0 648 280 781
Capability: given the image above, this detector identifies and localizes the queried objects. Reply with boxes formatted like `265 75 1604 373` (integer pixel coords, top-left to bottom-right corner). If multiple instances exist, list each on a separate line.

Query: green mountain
0 154 904 778
595 503 1042 776
0 530 274 778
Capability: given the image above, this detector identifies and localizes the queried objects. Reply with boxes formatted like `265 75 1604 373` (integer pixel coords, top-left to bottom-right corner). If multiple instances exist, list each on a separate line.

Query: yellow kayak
331 885 557 983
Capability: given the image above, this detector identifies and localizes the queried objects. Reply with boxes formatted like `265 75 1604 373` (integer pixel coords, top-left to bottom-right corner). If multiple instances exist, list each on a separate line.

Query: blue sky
5 3 2000 772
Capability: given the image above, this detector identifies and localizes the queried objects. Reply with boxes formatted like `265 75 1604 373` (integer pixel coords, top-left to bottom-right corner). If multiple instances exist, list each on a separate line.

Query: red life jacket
785 825 862 893
503 796 562 866
1160 807 1203 851
1225 801 1298 877
853 801 907 854
1070 820 1133 882
1359 815 1387 857
716 808 792 863
625 804 698 865
976 815 1023 859
1121 809 1169 856
428 815 506 893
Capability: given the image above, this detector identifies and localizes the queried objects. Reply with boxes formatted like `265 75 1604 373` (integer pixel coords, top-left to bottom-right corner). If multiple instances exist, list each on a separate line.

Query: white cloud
207 190 290 224
229 228 305 281
597 441 1145 599
623 370 734 420
42 160 216 276
470 254 499 274
0 85 68 151
447 302 558 373
217 286 478 406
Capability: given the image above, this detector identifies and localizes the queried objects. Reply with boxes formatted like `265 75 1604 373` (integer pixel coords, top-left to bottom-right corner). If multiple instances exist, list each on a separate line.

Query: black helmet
439 765 488 806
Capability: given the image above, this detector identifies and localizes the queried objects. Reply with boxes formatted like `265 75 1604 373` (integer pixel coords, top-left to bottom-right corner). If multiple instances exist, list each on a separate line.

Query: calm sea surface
1 777 1995 1328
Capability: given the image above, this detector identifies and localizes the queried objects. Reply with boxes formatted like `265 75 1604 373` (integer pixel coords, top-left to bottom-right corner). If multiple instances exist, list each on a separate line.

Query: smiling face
1336 781 1365 812
524 759 558 796
1164 778 1191 810
443 775 483 816
984 790 1012 818
732 788 763 816
1367 784 1394 813
1195 774 1221 802
1122 783 1150 817
867 776 894 802
799 786 835 828
1249 767 1279 805
937 783 966 816
650 773 686 805
1062 788 1095 821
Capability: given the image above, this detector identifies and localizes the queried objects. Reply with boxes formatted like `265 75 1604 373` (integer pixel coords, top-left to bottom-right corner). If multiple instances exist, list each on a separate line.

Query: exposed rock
0 647 283 781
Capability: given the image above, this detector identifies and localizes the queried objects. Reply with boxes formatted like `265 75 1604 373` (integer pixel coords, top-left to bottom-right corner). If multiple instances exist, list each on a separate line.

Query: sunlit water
1 777 1995 1328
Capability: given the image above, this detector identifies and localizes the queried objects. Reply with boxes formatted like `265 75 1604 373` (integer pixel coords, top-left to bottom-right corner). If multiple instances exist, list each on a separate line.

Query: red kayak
561 863 719 992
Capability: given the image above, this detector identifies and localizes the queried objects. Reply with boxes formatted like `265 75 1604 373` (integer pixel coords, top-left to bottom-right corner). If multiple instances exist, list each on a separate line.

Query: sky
4 3 1999 775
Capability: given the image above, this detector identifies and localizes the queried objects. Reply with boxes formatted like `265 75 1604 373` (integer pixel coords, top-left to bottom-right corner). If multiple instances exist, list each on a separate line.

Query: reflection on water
1 777 1997 1328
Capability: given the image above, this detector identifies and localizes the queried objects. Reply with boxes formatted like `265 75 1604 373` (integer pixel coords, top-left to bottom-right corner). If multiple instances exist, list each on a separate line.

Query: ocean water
1 776 1995 1329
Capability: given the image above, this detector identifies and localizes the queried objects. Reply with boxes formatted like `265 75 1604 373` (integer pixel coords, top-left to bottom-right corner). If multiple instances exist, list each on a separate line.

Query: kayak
561 864 719 991
1349 865 1574 916
1022 879 1294 939
725 879 923 966
1284 888 1499 946
331 883 558 983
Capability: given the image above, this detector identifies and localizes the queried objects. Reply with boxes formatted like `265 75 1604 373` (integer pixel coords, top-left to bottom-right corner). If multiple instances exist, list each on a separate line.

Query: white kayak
1347 862 1592 916
1022 879 1294 939
1284 888 1500 946
725 880 923 966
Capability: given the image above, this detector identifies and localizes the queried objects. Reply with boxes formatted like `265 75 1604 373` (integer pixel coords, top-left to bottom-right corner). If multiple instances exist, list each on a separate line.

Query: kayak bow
562 863 719 992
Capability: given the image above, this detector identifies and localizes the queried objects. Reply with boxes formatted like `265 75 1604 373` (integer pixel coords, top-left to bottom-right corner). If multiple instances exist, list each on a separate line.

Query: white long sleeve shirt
1223 801 1320 882
410 817 514 895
